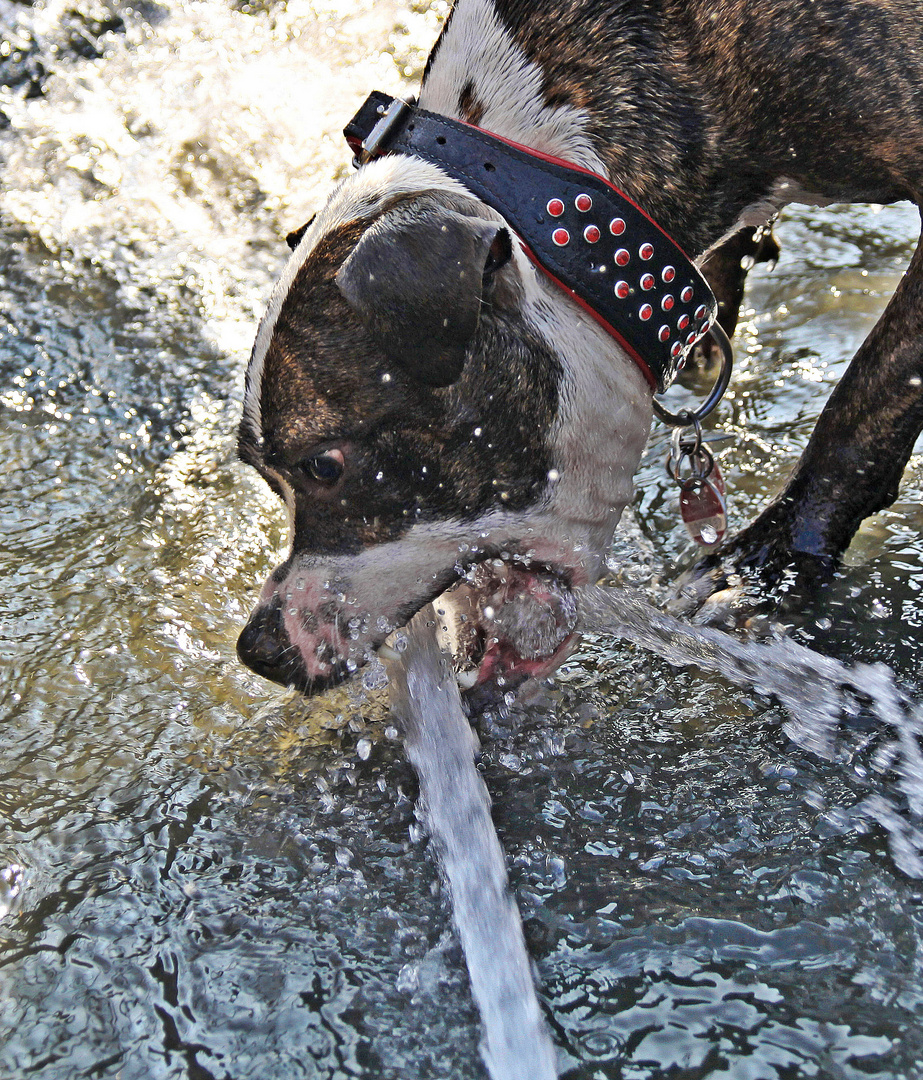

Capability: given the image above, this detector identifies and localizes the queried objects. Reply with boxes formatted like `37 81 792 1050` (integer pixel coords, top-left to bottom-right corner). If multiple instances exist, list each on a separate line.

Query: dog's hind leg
675 210 923 617
694 224 780 367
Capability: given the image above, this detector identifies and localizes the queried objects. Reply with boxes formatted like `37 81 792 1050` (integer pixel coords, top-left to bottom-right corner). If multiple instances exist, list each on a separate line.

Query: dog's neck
419 0 789 260
419 0 609 176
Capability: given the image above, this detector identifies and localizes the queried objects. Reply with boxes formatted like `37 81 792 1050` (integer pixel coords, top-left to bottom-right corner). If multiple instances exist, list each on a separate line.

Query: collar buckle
352 96 414 168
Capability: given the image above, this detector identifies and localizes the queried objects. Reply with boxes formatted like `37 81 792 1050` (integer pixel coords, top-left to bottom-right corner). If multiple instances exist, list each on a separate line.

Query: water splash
386 608 559 1080
577 584 923 877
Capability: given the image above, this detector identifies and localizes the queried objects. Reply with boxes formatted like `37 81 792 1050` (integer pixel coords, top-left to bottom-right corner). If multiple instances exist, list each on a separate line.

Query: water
1 2 923 1078
577 585 923 878
385 609 558 1080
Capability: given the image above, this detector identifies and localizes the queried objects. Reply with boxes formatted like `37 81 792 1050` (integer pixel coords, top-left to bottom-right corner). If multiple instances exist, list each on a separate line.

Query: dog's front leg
676 214 923 617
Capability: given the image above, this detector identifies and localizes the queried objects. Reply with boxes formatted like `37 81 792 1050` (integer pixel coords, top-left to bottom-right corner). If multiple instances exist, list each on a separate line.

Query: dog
236 0 923 697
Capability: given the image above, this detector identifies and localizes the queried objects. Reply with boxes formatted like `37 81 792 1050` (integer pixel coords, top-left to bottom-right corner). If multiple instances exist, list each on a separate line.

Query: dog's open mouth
423 558 580 697
240 543 584 700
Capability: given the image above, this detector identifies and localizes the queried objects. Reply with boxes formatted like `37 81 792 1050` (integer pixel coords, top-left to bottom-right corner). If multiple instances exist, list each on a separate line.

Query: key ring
652 321 734 428
665 417 716 490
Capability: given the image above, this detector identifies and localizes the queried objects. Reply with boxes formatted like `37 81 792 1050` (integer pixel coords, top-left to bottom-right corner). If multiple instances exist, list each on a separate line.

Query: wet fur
238 0 923 691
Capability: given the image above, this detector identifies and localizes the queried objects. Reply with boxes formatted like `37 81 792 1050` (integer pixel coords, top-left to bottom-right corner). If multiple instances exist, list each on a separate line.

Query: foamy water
578 585 923 878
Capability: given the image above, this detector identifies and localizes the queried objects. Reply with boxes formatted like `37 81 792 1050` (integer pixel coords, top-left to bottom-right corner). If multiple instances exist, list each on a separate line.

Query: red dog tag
679 458 727 546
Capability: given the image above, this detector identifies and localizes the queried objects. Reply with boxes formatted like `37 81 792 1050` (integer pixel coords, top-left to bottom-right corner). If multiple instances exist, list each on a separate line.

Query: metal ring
652 320 734 428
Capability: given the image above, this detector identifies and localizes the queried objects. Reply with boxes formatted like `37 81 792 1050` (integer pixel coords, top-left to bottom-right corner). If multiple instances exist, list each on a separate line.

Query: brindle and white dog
236 0 923 697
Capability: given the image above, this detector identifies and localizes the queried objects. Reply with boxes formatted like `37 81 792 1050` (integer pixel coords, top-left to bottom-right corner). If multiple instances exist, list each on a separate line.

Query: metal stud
678 314 691 331
583 225 601 243
615 280 630 299
547 198 565 217
662 295 675 311
552 228 570 246
695 304 708 320
639 304 653 321
575 194 593 212
615 248 630 266
658 325 671 342
640 243 654 260
681 286 694 303
671 341 683 359
640 273 655 290
662 266 676 283
609 217 626 235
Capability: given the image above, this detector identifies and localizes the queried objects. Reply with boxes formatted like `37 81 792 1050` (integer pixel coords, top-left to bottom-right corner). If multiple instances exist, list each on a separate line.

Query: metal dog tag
679 459 727 546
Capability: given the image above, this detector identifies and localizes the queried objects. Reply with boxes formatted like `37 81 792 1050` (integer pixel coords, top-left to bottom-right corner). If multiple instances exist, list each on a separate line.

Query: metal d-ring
652 320 734 428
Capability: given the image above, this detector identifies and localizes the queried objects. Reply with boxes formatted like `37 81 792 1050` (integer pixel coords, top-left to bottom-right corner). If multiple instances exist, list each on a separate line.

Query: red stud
662 295 675 311
678 314 691 331
609 217 626 235
686 331 698 345
658 325 671 342
547 198 565 217
681 286 694 303
639 304 653 321
552 228 570 246
695 304 708 320
575 194 593 212
615 248 630 266
662 266 676 283
615 280 630 299
640 243 654 260
640 273 655 290
583 225 601 243
671 341 683 359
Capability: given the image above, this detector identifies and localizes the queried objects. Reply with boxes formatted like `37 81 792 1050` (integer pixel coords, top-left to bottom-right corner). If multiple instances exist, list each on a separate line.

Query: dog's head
236 156 652 696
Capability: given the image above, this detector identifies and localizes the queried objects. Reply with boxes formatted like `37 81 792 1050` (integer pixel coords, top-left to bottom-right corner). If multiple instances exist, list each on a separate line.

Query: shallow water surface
1 3 922 1078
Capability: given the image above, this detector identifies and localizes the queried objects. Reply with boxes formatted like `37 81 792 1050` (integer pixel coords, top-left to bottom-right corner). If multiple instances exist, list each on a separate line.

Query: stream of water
386 609 559 1080
2 2 923 1078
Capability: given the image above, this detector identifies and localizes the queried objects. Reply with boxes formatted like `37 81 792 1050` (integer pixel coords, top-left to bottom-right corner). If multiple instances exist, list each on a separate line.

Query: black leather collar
344 91 718 393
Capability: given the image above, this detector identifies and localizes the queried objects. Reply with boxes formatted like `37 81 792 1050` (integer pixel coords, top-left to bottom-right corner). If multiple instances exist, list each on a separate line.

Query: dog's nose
237 601 298 686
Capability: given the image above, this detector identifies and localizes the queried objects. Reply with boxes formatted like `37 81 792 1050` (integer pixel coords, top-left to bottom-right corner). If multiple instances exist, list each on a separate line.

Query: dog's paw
668 529 838 627
668 557 764 628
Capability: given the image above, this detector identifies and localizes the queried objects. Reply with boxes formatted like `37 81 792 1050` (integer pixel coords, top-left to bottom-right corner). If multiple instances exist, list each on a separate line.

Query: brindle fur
238 0 923 692
437 0 923 593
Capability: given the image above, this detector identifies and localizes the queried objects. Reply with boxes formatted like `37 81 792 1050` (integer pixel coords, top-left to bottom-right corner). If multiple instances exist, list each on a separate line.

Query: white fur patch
420 0 608 174
509 243 653 574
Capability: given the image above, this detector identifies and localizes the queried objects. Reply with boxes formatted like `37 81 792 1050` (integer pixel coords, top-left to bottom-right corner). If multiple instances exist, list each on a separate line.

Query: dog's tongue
443 561 579 692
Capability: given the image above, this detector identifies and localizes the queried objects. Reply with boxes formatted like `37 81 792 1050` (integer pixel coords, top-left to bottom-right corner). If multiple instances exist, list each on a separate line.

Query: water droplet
356 737 372 760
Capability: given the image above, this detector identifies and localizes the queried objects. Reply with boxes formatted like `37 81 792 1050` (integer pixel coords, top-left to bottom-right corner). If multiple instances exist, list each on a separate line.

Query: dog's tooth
456 668 478 690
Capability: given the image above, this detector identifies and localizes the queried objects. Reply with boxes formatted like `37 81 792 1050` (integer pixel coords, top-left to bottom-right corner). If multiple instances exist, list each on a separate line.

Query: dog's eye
301 449 345 486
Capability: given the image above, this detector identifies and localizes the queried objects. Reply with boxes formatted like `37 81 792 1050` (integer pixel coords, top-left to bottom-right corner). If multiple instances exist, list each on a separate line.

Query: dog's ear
335 209 509 387
286 215 315 250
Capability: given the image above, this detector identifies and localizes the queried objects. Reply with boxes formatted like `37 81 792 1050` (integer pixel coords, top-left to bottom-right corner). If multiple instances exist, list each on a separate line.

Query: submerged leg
676 214 923 616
